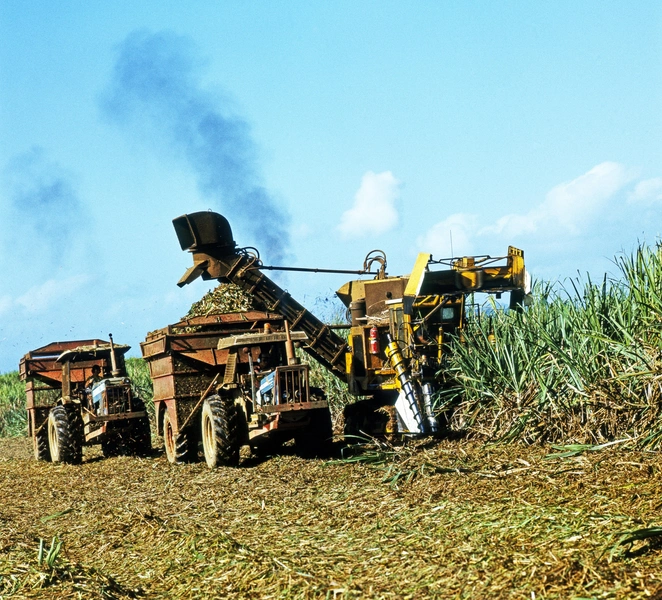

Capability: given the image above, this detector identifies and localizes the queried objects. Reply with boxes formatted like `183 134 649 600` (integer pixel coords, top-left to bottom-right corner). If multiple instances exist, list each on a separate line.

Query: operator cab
56 341 132 415
217 329 309 413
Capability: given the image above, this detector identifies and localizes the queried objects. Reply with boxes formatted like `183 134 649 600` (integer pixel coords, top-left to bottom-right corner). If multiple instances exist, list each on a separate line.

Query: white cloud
480 213 538 237
417 213 477 258
538 162 634 233
15 275 90 313
628 177 662 205
338 171 401 238
419 162 637 256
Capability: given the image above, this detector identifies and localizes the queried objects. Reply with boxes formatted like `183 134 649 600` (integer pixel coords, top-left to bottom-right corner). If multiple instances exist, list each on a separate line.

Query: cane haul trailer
172 211 529 438
20 337 151 463
141 311 332 468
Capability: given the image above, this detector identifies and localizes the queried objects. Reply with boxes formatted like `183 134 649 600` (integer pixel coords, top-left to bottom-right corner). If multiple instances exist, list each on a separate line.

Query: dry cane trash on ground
1 436 661 599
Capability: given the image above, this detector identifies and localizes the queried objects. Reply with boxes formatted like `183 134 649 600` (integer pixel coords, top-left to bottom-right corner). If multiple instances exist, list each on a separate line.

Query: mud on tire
48 404 83 464
201 394 242 468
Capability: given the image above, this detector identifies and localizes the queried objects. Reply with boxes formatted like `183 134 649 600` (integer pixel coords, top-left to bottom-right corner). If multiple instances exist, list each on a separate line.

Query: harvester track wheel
163 409 196 464
48 405 83 464
201 394 241 468
33 429 51 462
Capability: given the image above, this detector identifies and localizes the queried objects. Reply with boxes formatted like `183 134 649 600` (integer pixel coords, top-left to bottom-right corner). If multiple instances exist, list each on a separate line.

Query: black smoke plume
3 147 86 260
100 30 290 263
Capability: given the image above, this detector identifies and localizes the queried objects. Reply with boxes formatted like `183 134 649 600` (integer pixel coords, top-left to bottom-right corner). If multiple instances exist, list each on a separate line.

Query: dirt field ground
1 436 661 599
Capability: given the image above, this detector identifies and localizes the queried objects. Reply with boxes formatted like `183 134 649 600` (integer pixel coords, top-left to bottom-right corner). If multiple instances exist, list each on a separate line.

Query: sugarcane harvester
173 211 529 437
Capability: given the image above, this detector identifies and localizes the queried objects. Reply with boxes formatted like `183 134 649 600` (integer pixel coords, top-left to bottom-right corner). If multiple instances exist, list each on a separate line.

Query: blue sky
1 1 661 372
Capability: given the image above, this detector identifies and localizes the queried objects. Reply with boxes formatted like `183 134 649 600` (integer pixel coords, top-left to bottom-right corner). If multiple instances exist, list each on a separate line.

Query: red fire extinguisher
369 326 380 355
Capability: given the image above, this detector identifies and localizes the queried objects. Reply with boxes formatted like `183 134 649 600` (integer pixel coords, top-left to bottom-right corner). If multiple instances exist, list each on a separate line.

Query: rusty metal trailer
141 311 333 467
20 338 151 463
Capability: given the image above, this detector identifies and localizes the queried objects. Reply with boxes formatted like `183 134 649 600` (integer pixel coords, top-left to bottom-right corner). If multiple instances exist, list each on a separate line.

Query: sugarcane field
3 8 662 599
3 234 662 599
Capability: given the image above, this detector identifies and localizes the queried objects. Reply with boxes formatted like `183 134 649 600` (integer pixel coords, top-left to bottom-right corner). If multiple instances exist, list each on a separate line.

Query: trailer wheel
295 408 333 457
33 429 51 462
201 394 241 468
48 405 83 464
163 410 195 464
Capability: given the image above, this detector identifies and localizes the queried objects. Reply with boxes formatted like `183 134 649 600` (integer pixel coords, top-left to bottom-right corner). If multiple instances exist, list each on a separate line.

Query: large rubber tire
201 394 242 468
33 429 51 462
295 408 334 457
163 409 196 464
48 405 83 464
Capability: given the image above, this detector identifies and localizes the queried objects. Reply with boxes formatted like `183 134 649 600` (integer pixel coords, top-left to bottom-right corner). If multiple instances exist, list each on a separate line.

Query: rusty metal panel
140 336 167 359
364 279 406 317
152 376 175 402
152 370 218 402
147 356 175 378
24 340 108 359
260 400 328 413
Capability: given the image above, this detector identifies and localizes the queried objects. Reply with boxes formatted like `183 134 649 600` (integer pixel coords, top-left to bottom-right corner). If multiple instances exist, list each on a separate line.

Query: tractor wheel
295 408 333 457
163 410 196 464
33 429 51 462
48 405 83 464
201 394 242 468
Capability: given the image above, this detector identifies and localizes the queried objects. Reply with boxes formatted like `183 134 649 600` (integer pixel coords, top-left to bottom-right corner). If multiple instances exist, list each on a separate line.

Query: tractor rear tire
201 394 241 468
163 409 196 464
48 405 83 464
33 429 51 462
295 408 333 457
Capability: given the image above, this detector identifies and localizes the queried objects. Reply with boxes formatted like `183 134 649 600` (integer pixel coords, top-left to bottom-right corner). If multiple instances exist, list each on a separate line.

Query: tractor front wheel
201 394 242 468
48 405 83 464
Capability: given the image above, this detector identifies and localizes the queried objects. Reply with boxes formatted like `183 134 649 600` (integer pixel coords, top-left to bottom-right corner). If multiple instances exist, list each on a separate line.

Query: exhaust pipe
108 333 120 377
284 320 299 365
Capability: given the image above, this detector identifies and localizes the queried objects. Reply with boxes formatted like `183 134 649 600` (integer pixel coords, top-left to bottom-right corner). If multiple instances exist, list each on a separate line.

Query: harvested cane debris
2 437 662 599
184 284 254 319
